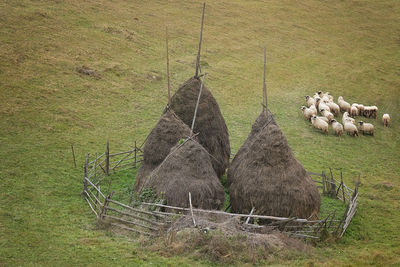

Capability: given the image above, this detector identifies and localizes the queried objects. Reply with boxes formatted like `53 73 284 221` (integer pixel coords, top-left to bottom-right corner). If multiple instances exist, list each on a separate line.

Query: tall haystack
133 108 192 192
169 76 230 177
142 138 225 209
227 109 276 187
228 112 321 218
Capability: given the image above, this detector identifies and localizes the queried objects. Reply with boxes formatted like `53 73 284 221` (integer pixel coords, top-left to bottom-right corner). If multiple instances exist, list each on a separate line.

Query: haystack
142 138 225 209
228 111 321 219
133 108 192 192
169 76 230 177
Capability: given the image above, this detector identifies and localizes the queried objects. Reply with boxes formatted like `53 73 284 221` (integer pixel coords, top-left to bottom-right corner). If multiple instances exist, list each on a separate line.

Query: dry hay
228 111 321 219
169 76 230 178
227 109 276 187
142 138 225 210
133 109 192 192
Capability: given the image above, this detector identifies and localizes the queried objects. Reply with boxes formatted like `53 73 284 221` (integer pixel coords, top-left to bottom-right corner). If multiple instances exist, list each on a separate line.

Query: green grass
1 0 400 266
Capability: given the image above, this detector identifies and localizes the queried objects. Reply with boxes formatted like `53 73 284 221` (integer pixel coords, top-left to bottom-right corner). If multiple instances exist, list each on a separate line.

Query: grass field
1 0 399 265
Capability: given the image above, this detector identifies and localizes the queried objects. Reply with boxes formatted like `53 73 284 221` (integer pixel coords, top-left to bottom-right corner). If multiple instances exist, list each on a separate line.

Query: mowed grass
0 0 399 265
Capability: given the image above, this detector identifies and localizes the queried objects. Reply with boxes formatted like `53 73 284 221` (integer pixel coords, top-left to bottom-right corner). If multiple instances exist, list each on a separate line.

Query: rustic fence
81 141 359 240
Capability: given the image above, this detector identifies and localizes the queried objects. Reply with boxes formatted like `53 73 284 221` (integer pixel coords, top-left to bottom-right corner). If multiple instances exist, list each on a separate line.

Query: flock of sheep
301 91 391 136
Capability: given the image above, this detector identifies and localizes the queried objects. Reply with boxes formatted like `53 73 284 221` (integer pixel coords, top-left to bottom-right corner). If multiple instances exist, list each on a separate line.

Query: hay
143 138 225 210
228 111 321 219
133 109 192 192
169 76 230 177
227 110 276 187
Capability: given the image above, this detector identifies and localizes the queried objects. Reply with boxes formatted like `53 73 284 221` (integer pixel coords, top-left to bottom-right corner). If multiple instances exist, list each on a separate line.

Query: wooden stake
71 144 77 168
189 192 196 227
195 3 206 78
190 73 206 135
166 26 171 106
245 207 255 224
263 45 267 112
105 140 109 176
82 153 89 195
341 172 345 202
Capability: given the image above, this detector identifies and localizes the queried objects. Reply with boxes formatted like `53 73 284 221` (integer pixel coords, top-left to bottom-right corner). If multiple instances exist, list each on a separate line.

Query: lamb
311 115 329 135
342 112 355 125
316 98 331 113
350 104 359 117
330 119 343 136
305 95 316 107
344 122 358 137
320 108 334 121
301 106 317 120
326 101 340 116
358 121 374 136
338 96 351 113
382 114 390 127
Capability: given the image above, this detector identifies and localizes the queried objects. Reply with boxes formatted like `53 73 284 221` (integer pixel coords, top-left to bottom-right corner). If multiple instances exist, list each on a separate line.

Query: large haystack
142 138 225 210
169 76 230 177
227 110 276 187
228 111 321 219
133 109 192 192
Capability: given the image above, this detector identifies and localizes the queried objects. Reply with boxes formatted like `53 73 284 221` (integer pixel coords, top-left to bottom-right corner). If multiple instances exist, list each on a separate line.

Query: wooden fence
81 141 359 240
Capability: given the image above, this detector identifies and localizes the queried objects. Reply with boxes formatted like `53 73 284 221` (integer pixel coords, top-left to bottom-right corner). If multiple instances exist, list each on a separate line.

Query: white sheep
358 121 374 136
342 112 355 125
317 116 329 123
305 95 316 108
301 106 317 120
311 115 329 135
350 104 359 117
364 105 378 118
330 119 343 136
357 104 365 116
382 114 390 127
326 101 340 116
320 108 334 121
316 98 331 113
309 104 317 114
338 96 351 113
344 122 358 137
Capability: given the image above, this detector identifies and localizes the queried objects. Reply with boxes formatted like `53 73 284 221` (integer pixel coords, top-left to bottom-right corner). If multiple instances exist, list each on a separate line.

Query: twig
166 26 171 106
189 192 196 227
245 207 255 224
195 3 206 78
190 73 206 135
71 144 77 168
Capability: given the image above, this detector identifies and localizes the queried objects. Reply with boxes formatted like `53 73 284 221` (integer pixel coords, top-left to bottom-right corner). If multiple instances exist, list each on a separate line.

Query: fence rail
81 141 360 241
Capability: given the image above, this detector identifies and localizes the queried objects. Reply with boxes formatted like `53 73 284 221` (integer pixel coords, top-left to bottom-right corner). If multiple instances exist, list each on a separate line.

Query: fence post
100 192 114 221
82 153 89 195
134 140 137 168
352 173 360 200
322 171 326 194
71 144 77 168
105 140 109 176
341 172 345 202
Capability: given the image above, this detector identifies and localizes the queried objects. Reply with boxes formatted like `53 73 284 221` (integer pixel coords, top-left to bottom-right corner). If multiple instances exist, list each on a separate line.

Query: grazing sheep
342 112 355 125
311 115 329 135
344 122 358 137
382 114 390 127
357 104 365 116
326 101 340 116
350 105 359 117
338 96 351 113
358 121 374 136
325 92 334 102
316 98 331 113
330 119 343 136
301 106 317 120
364 106 378 118
320 108 334 121
317 116 329 123
309 104 317 114
305 95 316 108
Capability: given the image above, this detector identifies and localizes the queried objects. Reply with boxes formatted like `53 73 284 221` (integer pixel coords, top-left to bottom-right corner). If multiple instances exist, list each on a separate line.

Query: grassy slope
0 0 399 265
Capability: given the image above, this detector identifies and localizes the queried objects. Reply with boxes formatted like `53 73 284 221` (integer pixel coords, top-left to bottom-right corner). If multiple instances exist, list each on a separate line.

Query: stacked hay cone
169 76 230 177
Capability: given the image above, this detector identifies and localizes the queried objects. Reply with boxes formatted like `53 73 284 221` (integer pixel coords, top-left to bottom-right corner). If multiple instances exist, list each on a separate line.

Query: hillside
1 0 399 265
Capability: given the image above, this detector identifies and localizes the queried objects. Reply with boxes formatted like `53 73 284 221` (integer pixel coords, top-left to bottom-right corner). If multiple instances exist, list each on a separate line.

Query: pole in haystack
195 2 206 78
263 45 267 112
166 26 171 107
190 73 206 136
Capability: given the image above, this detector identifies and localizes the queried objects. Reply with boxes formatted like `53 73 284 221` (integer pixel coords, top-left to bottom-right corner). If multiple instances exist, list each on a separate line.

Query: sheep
326 101 340 116
320 108 334 121
330 119 343 136
305 95 316 108
344 121 358 136
325 92 334 102
311 115 329 135
317 116 329 123
342 112 355 125
350 104 359 117
338 96 351 113
358 121 374 136
382 114 390 127
309 104 317 114
357 104 365 116
316 98 331 113
364 106 378 119
301 106 317 120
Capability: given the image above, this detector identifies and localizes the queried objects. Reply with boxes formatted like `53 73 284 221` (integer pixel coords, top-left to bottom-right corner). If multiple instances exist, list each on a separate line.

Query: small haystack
169 77 230 177
227 109 276 187
228 112 321 218
133 108 192 192
142 138 225 209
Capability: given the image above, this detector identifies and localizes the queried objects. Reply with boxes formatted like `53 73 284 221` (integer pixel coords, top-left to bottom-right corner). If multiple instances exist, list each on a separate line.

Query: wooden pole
82 153 89 195
263 45 267 112
341 172 345 202
190 73 206 135
134 140 137 168
322 171 326 194
245 207 255 224
105 140 109 176
189 192 196 227
195 2 206 78
166 26 171 106
71 144 77 168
